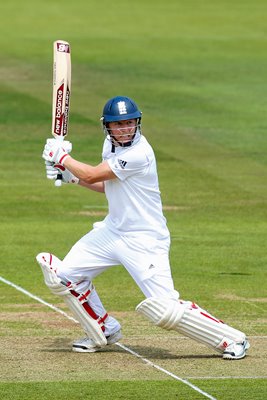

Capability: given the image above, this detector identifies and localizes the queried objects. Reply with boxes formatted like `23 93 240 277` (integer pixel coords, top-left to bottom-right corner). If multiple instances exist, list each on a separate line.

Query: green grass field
0 0 266 399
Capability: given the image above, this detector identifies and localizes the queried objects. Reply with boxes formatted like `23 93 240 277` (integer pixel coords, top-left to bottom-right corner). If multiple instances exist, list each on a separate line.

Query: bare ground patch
217 293 267 303
0 306 266 382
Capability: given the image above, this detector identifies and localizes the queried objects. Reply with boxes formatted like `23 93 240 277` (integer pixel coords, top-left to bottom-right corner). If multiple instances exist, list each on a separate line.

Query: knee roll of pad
136 297 186 329
36 252 69 296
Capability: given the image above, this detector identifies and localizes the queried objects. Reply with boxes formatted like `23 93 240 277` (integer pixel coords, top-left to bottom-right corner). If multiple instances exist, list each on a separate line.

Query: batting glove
45 161 79 184
42 138 72 165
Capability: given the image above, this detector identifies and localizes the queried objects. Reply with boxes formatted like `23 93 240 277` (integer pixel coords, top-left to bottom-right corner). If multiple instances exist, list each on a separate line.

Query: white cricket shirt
102 135 170 239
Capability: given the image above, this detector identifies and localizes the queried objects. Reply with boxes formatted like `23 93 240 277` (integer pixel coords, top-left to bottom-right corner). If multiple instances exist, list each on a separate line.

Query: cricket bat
52 40 71 186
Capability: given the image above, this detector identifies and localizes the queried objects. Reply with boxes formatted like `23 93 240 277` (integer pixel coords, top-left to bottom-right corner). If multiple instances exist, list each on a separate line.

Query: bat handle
53 136 65 187
55 173 63 187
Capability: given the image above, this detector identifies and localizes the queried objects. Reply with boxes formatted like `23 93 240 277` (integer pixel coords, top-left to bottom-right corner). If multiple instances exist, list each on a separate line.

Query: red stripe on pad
99 313 108 324
70 289 107 331
200 311 221 324
82 301 99 320
79 290 91 302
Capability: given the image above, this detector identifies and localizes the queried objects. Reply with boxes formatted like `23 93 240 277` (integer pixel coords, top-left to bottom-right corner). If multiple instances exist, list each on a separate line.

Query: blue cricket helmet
102 96 142 123
101 96 142 148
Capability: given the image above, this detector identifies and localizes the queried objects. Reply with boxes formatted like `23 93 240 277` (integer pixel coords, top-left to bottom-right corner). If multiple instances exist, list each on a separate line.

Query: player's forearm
63 156 100 183
63 156 115 186
78 179 105 193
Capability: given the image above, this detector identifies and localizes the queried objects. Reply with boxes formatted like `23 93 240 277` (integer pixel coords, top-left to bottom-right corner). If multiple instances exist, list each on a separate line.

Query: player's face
108 119 137 143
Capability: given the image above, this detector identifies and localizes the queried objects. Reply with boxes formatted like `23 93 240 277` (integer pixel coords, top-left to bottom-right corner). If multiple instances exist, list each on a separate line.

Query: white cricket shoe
72 330 122 353
223 340 250 360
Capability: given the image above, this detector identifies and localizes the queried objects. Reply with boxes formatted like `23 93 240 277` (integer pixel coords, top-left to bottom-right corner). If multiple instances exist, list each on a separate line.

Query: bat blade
52 40 71 186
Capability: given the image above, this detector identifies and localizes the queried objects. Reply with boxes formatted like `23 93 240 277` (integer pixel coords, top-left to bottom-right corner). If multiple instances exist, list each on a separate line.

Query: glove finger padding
42 139 72 164
45 161 58 180
45 161 79 184
46 138 72 153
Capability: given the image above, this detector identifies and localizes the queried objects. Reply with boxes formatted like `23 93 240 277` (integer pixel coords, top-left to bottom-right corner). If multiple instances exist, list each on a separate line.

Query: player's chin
120 135 134 142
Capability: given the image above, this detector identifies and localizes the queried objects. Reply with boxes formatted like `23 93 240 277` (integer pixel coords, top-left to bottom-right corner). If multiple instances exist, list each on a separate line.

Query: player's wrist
70 176 79 184
58 152 70 165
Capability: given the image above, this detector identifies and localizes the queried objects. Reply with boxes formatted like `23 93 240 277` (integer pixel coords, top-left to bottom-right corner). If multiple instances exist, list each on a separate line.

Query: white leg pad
36 253 69 295
62 296 107 347
136 297 185 330
136 297 246 353
36 252 107 347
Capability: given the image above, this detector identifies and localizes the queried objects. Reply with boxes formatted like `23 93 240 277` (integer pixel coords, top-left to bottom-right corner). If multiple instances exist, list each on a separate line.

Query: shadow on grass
120 345 220 360
43 338 220 360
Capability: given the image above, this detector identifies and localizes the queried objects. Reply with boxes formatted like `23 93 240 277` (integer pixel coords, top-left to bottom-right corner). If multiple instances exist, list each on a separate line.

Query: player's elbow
83 175 100 184
79 163 114 184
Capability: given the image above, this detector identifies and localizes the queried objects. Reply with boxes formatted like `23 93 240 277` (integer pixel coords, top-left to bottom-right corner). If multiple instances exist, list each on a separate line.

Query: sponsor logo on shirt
118 159 127 169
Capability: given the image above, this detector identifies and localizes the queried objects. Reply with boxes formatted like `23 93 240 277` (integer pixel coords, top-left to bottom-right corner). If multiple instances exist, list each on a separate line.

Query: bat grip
53 136 65 187
55 173 63 187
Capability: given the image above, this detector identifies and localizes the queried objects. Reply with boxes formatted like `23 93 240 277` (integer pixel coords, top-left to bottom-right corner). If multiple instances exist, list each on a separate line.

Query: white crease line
116 342 217 399
0 275 217 400
0 276 78 324
187 376 267 380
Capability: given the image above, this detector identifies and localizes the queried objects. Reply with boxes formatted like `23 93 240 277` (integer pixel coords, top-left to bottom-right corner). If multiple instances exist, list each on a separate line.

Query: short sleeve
107 149 150 181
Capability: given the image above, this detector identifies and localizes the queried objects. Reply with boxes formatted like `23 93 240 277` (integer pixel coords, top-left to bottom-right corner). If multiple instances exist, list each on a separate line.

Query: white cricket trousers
57 221 179 335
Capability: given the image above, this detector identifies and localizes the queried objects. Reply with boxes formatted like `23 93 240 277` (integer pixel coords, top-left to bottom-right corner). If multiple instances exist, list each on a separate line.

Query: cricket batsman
37 96 250 359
